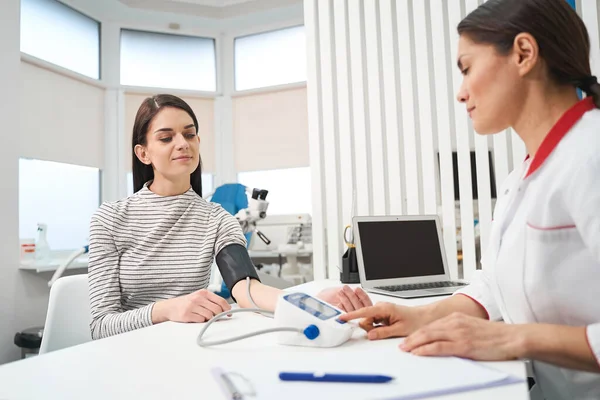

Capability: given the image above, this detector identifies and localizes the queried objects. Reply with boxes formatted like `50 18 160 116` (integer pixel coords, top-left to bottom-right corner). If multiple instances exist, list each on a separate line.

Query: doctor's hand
316 285 373 312
401 312 521 361
152 289 231 324
338 302 426 339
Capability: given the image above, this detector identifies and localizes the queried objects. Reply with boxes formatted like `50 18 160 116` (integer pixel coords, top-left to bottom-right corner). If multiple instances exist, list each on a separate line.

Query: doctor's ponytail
458 0 600 108
580 76 600 108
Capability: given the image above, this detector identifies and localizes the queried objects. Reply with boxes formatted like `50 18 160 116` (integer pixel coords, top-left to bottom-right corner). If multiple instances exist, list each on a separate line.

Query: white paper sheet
211 348 522 400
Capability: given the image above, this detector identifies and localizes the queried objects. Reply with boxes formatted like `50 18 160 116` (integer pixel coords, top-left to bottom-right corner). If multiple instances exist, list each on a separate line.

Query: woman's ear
512 32 539 77
134 144 152 165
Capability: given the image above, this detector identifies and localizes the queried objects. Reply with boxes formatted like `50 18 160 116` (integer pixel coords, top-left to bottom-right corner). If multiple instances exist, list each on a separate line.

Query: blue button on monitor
303 324 320 340
335 318 347 324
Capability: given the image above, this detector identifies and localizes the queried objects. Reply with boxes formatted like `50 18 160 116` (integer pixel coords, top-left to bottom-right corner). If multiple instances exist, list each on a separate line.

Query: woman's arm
397 313 599 372
520 323 600 373
232 278 281 310
88 206 154 340
217 245 371 312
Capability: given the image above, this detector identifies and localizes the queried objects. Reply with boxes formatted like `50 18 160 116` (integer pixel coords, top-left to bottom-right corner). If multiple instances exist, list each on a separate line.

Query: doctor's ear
511 32 540 77
134 144 152 165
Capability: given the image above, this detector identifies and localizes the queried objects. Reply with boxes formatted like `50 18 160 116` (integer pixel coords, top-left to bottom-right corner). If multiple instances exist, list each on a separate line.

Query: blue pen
279 372 393 384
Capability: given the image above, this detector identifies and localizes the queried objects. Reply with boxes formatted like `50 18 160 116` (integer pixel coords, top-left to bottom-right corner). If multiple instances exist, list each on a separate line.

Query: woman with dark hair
341 1 600 398
88 94 371 341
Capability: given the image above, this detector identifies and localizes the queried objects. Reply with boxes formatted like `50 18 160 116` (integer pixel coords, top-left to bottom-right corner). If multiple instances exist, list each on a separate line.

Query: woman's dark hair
457 0 600 107
132 94 203 195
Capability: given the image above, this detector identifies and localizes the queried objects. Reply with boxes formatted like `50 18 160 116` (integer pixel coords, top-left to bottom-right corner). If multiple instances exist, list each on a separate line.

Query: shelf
19 254 89 273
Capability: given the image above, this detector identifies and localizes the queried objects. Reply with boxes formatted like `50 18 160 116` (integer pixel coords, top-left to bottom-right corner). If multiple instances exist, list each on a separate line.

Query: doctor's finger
339 304 389 321
358 317 379 332
366 324 403 340
408 341 461 357
403 327 457 352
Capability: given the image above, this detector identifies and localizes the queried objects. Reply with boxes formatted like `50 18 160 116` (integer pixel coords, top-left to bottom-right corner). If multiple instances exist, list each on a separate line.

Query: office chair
39 274 92 354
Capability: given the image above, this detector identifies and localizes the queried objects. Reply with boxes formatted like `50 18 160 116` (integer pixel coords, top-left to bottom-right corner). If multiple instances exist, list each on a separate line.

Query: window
235 26 306 91
237 167 311 215
120 30 216 91
127 172 214 197
20 0 100 79
19 159 101 251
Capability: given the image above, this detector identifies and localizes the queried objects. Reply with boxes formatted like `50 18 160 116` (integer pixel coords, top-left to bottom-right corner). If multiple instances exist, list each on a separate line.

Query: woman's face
455 35 524 135
137 107 200 181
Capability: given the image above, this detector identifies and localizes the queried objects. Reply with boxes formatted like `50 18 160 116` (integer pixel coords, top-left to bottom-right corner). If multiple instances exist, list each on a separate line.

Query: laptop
353 215 467 299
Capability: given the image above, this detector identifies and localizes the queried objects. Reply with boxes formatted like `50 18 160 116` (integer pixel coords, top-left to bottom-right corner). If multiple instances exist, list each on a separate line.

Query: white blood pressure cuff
216 244 260 296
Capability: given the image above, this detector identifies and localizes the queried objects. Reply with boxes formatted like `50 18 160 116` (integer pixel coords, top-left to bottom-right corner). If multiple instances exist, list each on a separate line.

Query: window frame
233 24 306 92
20 0 102 80
236 167 312 216
18 157 102 251
119 28 218 92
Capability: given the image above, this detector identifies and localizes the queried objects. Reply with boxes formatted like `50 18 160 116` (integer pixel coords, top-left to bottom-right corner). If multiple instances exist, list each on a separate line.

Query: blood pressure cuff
216 244 260 299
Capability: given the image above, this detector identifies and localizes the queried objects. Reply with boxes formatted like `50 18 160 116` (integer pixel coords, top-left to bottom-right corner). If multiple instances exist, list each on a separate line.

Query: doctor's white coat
457 97 600 400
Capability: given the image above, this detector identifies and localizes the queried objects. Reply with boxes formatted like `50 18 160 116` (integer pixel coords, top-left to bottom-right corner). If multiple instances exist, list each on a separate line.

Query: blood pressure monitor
274 292 354 348
196 282 355 349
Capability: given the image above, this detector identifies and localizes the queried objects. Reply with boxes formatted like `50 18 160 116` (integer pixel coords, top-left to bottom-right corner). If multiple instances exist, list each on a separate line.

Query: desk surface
0 280 528 400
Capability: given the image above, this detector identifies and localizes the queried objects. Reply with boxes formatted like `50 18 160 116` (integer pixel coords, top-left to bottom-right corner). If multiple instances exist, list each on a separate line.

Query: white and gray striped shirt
88 183 246 340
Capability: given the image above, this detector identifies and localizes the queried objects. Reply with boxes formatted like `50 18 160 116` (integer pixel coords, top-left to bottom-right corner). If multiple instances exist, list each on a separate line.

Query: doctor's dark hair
131 94 203 195
457 0 600 108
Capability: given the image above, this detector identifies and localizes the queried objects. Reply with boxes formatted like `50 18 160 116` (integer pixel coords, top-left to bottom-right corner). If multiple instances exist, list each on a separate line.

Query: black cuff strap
216 244 260 300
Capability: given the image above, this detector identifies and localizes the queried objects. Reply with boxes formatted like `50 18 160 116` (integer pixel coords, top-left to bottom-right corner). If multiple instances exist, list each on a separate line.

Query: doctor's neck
510 84 580 159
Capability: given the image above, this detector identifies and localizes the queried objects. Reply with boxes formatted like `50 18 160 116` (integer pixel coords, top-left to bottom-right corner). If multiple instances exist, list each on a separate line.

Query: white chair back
39 274 92 354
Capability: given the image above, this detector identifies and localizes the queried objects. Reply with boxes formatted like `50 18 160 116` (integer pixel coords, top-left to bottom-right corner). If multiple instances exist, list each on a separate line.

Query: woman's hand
401 312 523 360
339 302 428 339
316 285 373 312
152 289 231 323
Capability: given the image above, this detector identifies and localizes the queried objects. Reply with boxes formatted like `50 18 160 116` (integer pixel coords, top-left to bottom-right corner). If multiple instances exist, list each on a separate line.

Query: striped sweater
88 183 246 340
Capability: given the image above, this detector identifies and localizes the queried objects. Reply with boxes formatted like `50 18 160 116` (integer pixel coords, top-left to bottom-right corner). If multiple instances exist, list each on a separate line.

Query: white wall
0 0 21 366
0 0 60 366
0 56 105 365
305 0 600 281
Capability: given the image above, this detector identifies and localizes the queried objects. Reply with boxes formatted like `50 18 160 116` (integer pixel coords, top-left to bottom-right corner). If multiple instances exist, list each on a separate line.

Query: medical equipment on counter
236 188 271 245
48 245 89 287
35 223 51 263
197 277 354 348
341 190 360 283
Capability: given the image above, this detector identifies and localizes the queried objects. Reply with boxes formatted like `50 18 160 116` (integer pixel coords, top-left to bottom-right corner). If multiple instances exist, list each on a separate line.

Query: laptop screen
357 219 446 281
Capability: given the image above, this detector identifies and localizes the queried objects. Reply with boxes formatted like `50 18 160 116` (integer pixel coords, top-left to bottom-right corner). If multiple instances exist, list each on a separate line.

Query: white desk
0 280 528 400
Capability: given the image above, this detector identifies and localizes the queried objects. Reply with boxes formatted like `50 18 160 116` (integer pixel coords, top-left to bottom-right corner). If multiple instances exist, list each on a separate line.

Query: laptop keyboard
375 281 468 292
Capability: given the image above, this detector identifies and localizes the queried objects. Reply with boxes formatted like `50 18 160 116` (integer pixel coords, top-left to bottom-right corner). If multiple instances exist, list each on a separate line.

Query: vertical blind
304 0 600 280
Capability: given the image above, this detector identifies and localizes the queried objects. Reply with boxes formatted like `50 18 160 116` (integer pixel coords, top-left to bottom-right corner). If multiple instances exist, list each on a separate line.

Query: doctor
341 0 600 399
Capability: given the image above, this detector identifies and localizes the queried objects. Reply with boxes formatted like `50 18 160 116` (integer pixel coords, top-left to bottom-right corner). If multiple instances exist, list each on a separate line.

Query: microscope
235 188 271 245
